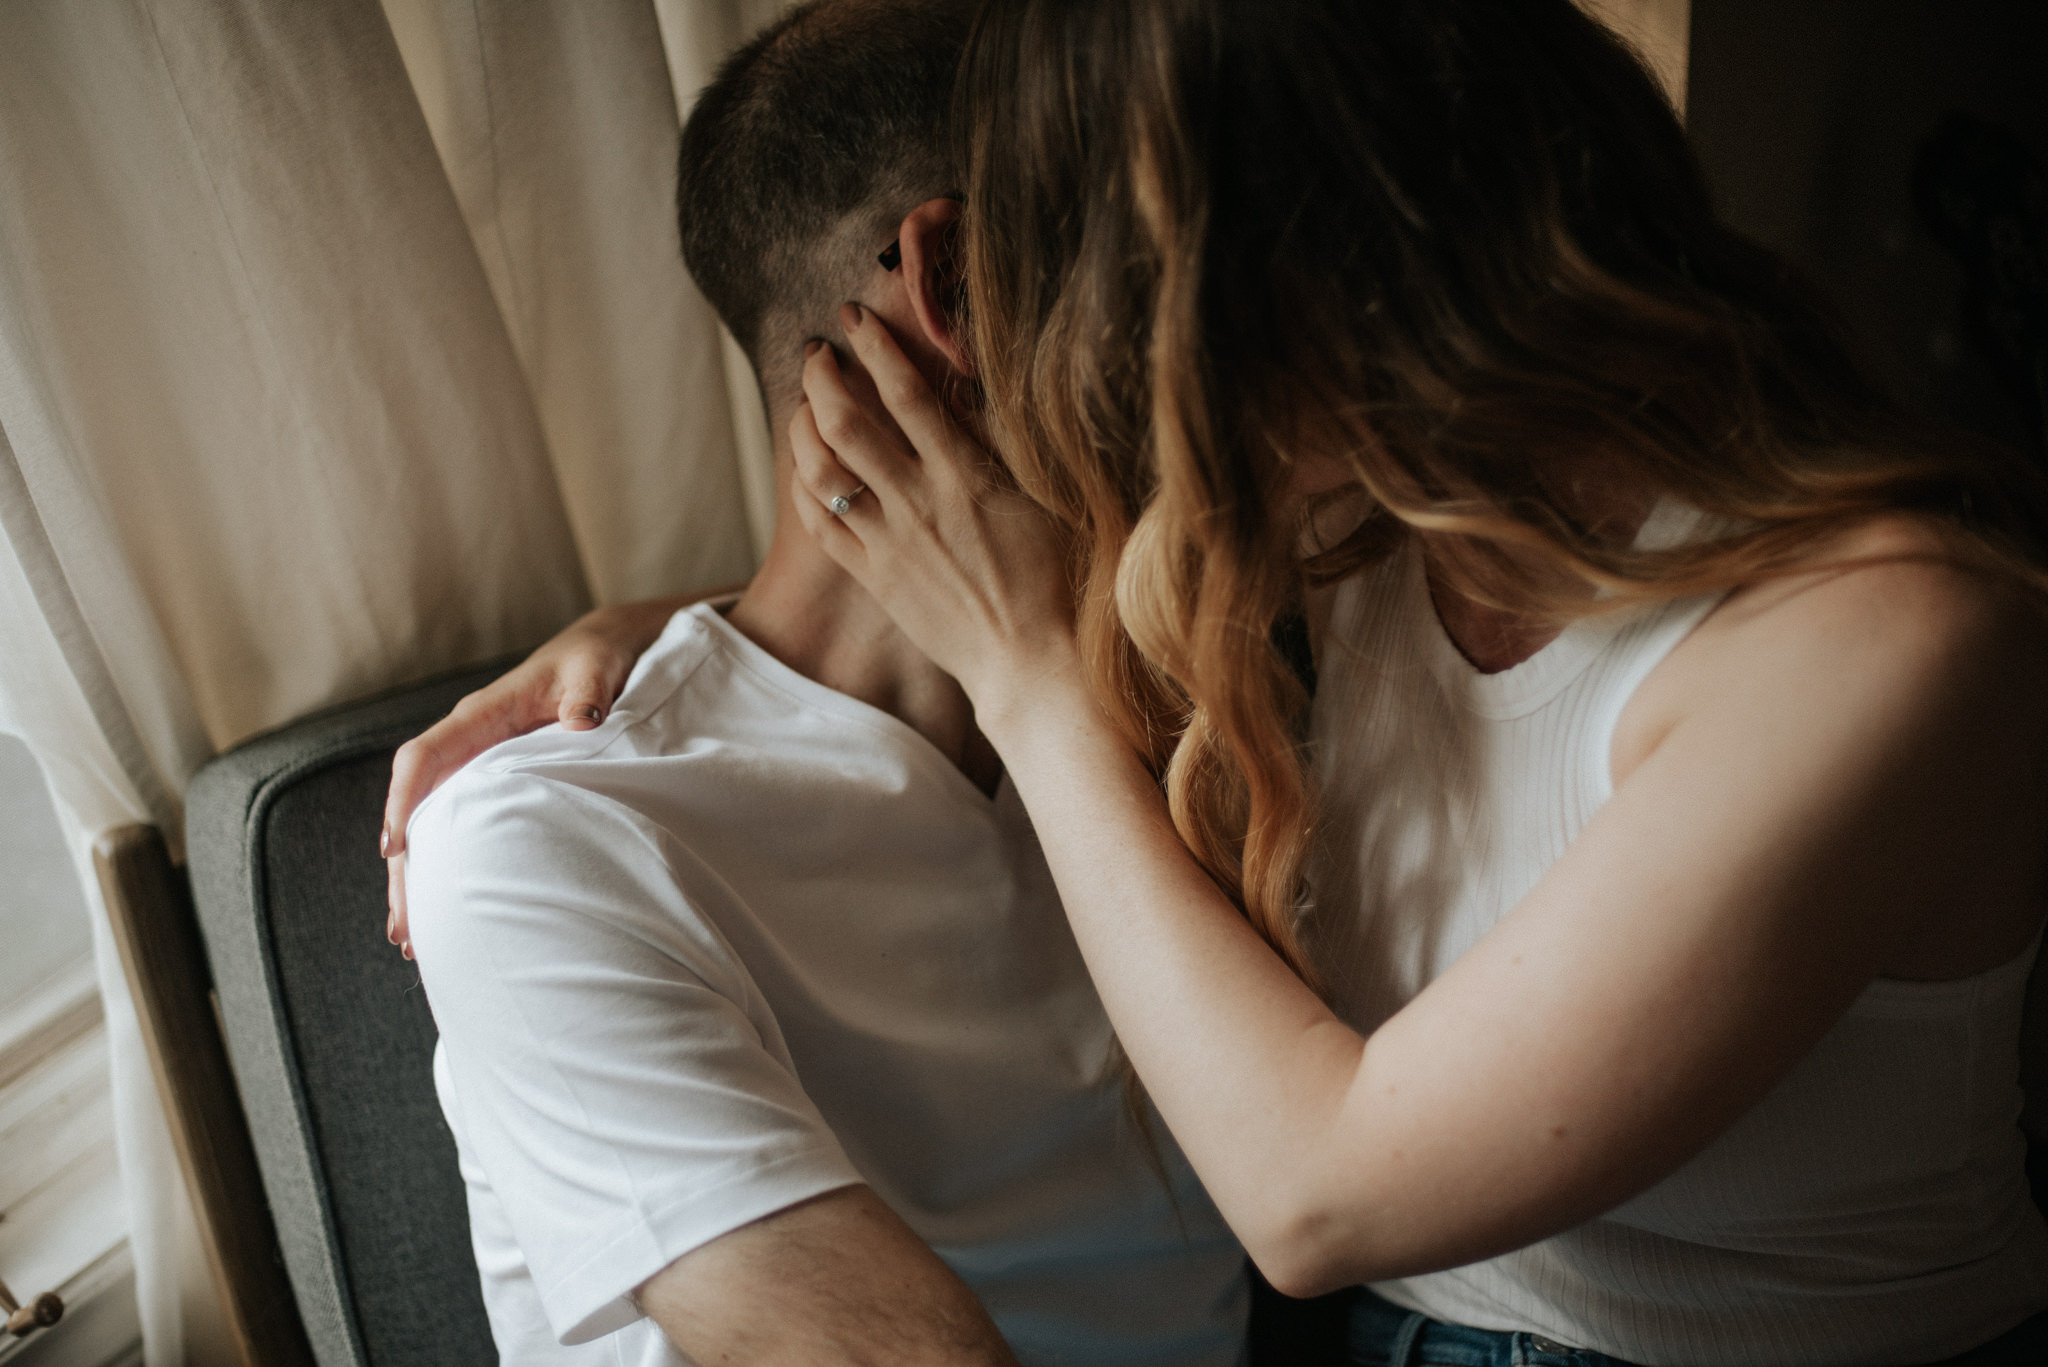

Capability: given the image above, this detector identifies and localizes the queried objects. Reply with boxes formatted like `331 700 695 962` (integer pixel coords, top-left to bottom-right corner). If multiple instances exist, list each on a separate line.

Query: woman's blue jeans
1345 1289 1635 1367
1341 1287 2048 1367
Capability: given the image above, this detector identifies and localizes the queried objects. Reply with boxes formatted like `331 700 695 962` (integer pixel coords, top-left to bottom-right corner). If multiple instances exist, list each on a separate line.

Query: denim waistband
1343 1287 2048 1367
1346 1290 1636 1367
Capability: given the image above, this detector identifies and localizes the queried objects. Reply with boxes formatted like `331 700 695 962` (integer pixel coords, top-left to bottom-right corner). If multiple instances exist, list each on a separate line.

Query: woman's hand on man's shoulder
379 590 729 956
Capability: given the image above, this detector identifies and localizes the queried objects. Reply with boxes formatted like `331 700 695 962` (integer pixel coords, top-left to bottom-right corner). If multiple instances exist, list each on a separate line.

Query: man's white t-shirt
406 605 1249 1367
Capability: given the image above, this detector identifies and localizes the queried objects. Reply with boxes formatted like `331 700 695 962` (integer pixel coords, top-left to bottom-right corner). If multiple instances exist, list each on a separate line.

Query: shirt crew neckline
1410 499 1712 722
1410 546 1624 722
682 602 1009 815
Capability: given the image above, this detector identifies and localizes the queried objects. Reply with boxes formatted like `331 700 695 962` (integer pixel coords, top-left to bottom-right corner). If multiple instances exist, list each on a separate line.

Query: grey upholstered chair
186 662 513 1367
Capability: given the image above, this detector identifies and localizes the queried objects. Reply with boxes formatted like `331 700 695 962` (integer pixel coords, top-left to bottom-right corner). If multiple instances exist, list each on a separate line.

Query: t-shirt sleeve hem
548 1142 868 1345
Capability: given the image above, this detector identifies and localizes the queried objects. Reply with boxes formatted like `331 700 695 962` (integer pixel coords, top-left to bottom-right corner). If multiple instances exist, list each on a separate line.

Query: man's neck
726 521 1001 795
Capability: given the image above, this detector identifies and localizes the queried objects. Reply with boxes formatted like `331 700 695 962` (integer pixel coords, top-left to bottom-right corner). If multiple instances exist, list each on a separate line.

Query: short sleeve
406 768 864 1344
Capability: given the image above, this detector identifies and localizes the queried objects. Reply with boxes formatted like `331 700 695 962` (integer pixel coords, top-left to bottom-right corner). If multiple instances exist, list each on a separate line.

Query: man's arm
408 773 1017 1363
637 1187 1017 1367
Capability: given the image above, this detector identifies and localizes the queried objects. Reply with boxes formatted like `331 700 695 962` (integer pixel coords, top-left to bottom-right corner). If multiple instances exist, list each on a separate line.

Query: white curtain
0 1 781 1361
379 0 775 594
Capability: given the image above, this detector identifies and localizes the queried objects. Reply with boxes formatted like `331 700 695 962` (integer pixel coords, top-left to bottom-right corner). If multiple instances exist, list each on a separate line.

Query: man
401 2 1249 1363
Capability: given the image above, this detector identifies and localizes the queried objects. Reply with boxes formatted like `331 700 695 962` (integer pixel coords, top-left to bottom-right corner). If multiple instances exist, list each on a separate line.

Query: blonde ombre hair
954 0 2048 985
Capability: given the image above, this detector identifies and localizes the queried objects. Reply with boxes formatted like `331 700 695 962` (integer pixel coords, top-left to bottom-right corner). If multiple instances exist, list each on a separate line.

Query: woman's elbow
1239 1199 1375 1301
1244 1172 1552 1300
1252 1253 1355 1303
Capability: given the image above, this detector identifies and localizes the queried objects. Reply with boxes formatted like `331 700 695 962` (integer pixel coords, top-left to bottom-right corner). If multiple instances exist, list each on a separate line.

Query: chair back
187 663 512 1367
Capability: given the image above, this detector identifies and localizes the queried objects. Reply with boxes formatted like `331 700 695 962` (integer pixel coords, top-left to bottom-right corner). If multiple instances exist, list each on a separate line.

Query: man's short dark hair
678 0 967 392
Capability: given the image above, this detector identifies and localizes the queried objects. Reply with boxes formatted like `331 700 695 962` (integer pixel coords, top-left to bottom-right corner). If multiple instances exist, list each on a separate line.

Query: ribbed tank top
1305 509 2048 1365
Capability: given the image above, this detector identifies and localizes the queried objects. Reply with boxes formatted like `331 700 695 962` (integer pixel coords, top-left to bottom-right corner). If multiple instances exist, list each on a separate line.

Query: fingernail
573 705 602 724
401 942 413 961
804 339 821 358
387 915 399 946
840 302 863 332
379 826 390 858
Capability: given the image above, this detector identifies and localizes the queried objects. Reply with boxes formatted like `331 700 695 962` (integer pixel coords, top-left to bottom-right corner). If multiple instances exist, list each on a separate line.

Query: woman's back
1308 522 2048 1362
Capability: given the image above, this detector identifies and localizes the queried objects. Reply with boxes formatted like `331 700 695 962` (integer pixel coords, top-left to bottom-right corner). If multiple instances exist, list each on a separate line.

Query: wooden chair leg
95 823 316 1367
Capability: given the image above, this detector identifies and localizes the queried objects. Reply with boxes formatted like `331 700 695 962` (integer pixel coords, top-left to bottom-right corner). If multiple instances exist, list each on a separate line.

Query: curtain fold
381 0 767 599
0 444 209 1364
648 0 791 559
0 0 592 759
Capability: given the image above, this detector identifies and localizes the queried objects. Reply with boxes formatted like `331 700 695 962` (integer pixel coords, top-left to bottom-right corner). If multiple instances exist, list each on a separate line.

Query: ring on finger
826 483 868 517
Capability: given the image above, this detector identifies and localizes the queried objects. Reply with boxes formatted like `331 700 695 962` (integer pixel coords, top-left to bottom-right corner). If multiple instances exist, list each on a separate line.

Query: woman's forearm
976 664 1377 1292
983 670 1610 1294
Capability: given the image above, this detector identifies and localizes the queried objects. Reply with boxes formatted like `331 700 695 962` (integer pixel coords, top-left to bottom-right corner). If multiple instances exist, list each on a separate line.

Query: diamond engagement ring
827 484 867 516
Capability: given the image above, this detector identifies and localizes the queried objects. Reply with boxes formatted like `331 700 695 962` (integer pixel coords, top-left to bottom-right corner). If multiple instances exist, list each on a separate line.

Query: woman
389 1 2048 1360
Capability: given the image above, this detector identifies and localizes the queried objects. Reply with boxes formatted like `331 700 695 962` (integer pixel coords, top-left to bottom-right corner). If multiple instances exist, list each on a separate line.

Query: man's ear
896 198 972 376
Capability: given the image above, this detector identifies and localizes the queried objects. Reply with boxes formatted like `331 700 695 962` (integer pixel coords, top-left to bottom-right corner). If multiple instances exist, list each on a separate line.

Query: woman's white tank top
1306 510 2048 1365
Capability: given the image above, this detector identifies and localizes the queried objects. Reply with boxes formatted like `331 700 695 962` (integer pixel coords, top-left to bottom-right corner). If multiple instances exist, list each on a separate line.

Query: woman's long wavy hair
954 0 2048 985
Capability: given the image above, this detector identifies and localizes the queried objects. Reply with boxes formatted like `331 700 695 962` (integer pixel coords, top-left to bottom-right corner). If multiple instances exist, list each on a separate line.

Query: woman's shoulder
1620 514 2048 785
1756 514 2038 674
1696 514 2040 689
1618 513 2048 976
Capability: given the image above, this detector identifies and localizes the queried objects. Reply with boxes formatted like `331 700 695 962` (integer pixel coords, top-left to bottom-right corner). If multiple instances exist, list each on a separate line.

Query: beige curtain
379 0 770 598
0 1 782 1361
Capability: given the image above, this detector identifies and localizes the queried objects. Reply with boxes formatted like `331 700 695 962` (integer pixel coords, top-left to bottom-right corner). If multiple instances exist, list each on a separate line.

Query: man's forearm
635 1185 1018 1367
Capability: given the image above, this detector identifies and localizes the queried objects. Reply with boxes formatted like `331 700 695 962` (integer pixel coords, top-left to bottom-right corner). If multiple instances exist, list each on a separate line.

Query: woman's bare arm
793 308 2048 1295
980 552 2044 1293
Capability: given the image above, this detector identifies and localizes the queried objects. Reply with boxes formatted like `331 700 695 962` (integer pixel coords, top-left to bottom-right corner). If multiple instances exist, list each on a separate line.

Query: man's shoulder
458 607 740 775
409 609 730 840
404 757 667 906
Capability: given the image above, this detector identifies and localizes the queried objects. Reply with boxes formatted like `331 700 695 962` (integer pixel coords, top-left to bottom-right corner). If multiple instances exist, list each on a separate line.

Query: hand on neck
727 495 1000 794
723 196 997 791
